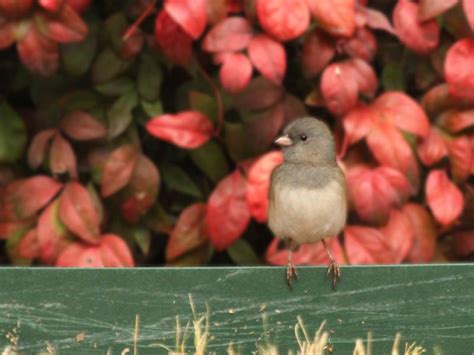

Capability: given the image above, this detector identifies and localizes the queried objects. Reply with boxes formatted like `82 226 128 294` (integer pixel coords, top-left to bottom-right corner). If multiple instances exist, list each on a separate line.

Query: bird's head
274 117 336 165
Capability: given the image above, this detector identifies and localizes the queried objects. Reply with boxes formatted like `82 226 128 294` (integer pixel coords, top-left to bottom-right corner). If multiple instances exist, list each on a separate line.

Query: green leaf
92 47 131 85
224 121 246 162
189 140 229 183
133 227 151 256
107 89 138 138
138 53 162 101
161 164 203 198
0 100 27 163
104 12 128 53
59 90 100 111
95 77 135 97
382 63 406 91
227 239 262 265
141 99 163 117
188 91 218 123
61 20 98 76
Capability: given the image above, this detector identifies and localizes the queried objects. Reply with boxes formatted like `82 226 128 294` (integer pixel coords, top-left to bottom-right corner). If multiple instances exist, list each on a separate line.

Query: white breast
268 180 347 244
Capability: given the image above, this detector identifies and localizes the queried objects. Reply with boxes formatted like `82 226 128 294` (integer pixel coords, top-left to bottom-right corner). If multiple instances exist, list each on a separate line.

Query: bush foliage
0 0 473 267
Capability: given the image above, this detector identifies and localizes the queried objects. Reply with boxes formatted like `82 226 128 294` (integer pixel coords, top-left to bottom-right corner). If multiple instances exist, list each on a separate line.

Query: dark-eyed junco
268 117 347 289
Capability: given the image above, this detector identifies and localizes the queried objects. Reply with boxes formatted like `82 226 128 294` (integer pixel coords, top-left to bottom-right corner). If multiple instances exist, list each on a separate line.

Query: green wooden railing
0 265 473 354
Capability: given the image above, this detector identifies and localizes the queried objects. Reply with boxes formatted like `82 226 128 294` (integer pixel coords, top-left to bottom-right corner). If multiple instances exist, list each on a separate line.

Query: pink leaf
256 0 310 41
49 133 78 179
344 225 396 264
59 182 102 244
248 34 286 85
164 0 207 39
360 7 397 36
45 3 88 43
60 111 107 141
146 111 213 149
463 0 474 30
245 151 284 222
27 129 56 169
302 29 335 78
347 164 410 224
417 127 449 166
341 27 377 61
426 169 464 227
166 203 208 261
207 170 250 251
393 0 439 54
219 52 252 93
306 0 356 37
418 0 458 21
402 203 437 262
444 39 474 102
380 209 414 263
101 145 138 198
202 16 253 52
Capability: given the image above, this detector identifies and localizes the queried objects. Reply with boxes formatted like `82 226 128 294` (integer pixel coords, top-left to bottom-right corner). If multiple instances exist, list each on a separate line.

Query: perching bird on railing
268 117 347 290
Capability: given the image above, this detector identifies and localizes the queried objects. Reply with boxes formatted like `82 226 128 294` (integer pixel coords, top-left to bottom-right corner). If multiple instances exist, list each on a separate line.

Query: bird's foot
326 260 341 290
286 264 298 290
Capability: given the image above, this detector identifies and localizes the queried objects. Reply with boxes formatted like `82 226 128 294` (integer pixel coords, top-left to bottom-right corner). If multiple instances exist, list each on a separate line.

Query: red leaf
45 3 88 43
245 151 284 223
49 133 78 179
59 182 102 244
359 7 396 36
66 0 90 13
367 121 420 191
101 145 138 198
0 220 35 239
120 154 160 224
347 165 410 224
421 83 472 117
344 225 396 264
2 176 62 220
0 0 32 17
439 109 474 133
248 34 286 85
234 76 284 111
256 0 310 41
202 16 253 52
166 203 208 261
154 9 193 66
448 135 474 182
17 25 59 77
445 39 474 102
39 0 64 12
121 29 144 60
265 237 344 265
380 209 414 263
27 129 56 169
60 111 107 141
321 59 376 116
37 199 69 264
0 20 15 49
207 169 250 251
307 0 356 37
417 127 449 166
219 52 252 93
164 0 207 39
373 91 430 137
402 203 437 262
342 103 373 145
56 234 134 267
426 169 464 227
17 229 40 260
341 27 377 61
463 0 474 31
302 29 335 78
418 0 458 21
146 111 213 149
451 230 474 258
393 0 439 54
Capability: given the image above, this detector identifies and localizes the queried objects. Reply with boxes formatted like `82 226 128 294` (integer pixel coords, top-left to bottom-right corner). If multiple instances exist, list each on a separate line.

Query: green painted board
0 265 473 354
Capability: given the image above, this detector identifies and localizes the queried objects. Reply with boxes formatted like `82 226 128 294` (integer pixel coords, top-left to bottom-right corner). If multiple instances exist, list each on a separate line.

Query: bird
268 117 347 290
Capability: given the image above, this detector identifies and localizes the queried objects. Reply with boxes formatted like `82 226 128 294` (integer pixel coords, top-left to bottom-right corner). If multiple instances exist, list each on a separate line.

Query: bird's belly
268 181 347 244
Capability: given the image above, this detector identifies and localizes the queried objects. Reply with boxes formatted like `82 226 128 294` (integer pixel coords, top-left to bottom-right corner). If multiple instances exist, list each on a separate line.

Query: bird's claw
326 261 341 290
286 264 298 290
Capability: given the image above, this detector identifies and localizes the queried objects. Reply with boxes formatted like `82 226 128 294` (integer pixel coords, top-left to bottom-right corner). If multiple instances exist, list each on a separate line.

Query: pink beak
274 134 293 147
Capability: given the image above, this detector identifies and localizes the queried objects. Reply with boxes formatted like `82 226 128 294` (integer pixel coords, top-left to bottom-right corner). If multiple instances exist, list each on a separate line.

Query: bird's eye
300 135 307 141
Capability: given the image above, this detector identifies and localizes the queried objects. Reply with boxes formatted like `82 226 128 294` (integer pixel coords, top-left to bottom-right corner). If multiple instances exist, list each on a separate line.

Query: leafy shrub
0 0 473 267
